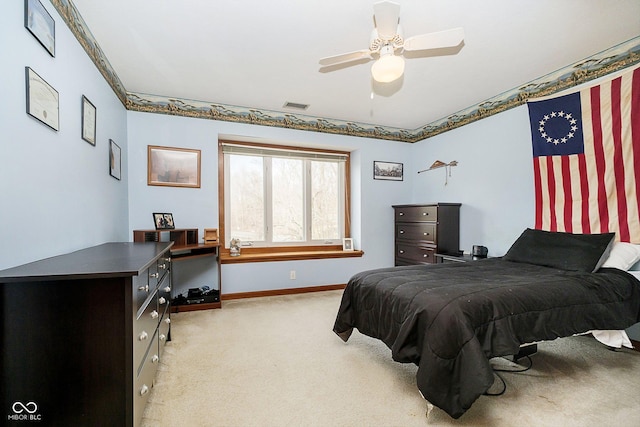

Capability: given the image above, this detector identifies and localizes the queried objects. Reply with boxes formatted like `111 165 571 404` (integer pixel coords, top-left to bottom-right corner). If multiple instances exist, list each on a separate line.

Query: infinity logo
12 401 38 414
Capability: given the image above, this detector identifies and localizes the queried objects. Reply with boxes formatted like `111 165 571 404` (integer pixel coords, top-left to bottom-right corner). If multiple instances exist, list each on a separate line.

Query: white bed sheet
587 270 640 349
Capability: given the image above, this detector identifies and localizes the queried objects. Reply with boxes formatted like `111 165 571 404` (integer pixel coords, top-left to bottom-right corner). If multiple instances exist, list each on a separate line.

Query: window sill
220 249 364 264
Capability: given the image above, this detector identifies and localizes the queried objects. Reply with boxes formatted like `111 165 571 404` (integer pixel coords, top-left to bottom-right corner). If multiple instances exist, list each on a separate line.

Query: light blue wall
126 111 413 295
0 0 128 270
409 107 535 257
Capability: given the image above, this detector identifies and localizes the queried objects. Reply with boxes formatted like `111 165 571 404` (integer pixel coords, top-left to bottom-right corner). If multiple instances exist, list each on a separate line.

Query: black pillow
503 228 615 273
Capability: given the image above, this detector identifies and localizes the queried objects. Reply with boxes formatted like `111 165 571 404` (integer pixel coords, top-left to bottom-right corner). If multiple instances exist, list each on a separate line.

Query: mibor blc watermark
7 401 41 422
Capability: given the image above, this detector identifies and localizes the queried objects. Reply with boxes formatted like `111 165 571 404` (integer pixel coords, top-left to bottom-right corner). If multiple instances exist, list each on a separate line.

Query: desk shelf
133 229 219 259
134 229 222 311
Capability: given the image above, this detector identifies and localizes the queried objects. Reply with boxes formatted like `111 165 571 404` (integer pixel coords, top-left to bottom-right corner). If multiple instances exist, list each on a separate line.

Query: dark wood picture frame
373 161 403 181
24 0 55 57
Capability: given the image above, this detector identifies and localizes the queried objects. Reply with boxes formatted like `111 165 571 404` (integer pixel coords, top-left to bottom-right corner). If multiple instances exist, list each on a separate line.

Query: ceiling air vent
283 101 309 111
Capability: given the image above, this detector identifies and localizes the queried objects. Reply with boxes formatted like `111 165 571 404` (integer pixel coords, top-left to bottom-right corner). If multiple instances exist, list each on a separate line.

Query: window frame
218 140 353 260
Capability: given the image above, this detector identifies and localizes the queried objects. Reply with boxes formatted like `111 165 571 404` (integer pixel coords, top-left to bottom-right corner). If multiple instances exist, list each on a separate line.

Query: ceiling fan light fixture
371 53 405 83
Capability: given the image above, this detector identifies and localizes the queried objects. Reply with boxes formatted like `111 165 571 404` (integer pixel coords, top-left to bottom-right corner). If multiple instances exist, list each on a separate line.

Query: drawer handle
399 212 404 216
163 286 171 293
159 334 166 341
138 285 149 292
164 318 171 325
139 331 148 341
159 297 167 305
423 232 429 236
399 250 405 254
150 272 159 278
152 354 159 363
158 263 167 269
423 254 429 258
163 257 171 263
399 230 405 234
422 212 429 216
140 385 149 396
151 310 159 319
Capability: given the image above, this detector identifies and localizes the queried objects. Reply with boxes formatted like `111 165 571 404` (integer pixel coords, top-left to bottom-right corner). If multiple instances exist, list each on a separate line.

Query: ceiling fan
319 1 464 83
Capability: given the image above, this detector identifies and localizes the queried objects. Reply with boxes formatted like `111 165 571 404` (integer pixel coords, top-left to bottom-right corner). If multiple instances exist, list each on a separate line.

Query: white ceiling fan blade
319 50 372 67
403 27 465 51
373 1 400 40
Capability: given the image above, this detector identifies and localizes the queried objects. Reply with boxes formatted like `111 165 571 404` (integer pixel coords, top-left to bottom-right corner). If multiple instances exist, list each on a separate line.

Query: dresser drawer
133 275 153 316
157 272 171 306
158 307 171 358
157 255 171 283
396 223 437 243
134 332 159 427
134 292 159 370
396 244 436 264
395 205 438 222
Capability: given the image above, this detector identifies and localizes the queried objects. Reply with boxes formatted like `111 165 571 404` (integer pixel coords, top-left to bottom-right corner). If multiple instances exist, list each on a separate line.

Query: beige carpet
142 290 640 427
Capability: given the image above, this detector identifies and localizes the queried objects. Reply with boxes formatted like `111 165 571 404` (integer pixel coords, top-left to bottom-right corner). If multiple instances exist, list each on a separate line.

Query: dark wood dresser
392 203 461 265
0 242 172 426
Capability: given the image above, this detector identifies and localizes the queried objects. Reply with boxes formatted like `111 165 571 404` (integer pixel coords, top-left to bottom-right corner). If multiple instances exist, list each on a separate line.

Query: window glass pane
272 158 304 242
311 161 340 240
229 155 264 242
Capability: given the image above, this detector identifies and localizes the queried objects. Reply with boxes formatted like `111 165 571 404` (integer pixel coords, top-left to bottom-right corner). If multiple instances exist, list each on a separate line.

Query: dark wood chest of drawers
0 242 172 427
392 203 461 265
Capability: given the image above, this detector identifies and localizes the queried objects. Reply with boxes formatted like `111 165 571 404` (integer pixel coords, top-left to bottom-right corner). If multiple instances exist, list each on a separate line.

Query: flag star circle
538 110 578 145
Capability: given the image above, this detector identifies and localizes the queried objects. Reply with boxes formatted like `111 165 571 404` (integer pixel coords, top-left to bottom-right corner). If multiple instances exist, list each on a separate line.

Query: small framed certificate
24 0 55 57
81 95 97 145
25 67 59 131
109 139 121 180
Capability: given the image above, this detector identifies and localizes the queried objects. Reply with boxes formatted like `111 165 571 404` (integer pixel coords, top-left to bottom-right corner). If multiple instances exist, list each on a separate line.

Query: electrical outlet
290 270 296 280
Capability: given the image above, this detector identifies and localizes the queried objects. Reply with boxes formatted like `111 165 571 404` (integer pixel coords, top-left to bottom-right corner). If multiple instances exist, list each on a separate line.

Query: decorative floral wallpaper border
52 0 640 143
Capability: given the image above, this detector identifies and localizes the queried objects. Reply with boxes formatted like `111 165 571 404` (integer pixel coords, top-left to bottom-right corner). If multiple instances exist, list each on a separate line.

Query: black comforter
333 258 640 418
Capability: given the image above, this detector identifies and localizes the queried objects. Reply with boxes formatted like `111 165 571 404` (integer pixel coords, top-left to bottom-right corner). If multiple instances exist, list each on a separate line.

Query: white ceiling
70 0 640 137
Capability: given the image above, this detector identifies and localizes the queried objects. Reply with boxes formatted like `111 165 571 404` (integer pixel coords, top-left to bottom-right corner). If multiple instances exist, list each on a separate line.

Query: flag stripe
546 156 557 231
577 154 590 234
631 68 640 242
533 158 543 229
589 84 609 234
610 76 630 241
561 155 573 232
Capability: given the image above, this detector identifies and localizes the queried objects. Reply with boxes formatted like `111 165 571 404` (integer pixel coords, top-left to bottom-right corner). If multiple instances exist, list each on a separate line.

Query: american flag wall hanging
527 65 640 243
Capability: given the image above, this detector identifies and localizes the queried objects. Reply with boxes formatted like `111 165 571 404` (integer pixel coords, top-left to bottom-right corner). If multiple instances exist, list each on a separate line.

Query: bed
333 229 640 418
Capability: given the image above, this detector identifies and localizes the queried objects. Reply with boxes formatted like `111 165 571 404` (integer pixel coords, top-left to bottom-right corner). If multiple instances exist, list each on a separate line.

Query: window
221 141 349 249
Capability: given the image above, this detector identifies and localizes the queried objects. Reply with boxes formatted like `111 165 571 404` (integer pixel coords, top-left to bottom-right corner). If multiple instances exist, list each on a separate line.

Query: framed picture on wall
81 95 97 145
24 0 55 57
25 67 59 131
109 139 121 180
147 145 201 188
373 161 403 181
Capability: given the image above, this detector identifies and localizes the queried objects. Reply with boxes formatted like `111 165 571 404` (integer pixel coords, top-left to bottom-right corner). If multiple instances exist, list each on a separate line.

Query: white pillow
601 242 640 270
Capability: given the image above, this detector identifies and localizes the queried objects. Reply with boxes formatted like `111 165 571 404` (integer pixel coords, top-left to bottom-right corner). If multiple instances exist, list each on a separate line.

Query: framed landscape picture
373 161 403 181
148 145 201 188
